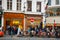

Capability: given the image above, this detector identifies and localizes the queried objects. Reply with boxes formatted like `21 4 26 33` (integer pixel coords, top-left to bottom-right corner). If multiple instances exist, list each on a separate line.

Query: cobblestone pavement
0 35 60 40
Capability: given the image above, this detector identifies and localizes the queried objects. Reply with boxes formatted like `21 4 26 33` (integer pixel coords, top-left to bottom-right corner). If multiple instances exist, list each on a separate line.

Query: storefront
4 12 24 31
46 7 60 28
25 14 42 31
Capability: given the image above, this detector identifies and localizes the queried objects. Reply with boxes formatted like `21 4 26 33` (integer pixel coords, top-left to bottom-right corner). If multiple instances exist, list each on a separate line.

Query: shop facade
25 14 42 31
46 7 60 28
4 12 24 31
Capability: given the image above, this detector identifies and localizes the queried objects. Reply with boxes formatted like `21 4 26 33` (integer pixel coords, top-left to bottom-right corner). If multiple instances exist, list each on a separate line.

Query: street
0 35 60 40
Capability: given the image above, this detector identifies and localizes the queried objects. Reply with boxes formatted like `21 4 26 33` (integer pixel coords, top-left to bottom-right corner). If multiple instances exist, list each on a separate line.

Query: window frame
7 0 12 10
48 0 51 5
17 0 21 10
36 2 41 12
27 1 32 11
56 0 59 5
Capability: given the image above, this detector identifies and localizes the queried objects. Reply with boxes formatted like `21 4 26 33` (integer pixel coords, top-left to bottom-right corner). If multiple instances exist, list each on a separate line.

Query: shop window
56 0 59 5
36 2 41 12
27 1 32 11
17 0 21 10
26 17 42 31
7 0 12 10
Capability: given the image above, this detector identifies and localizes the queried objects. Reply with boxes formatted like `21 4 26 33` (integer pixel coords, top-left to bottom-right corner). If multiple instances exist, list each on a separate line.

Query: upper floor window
48 0 51 5
27 1 32 11
47 8 60 17
56 0 59 5
36 2 41 12
56 8 60 16
53 13 57 16
56 12 60 16
7 0 12 10
17 0 21 10
50 13 53 16
46 13 50 17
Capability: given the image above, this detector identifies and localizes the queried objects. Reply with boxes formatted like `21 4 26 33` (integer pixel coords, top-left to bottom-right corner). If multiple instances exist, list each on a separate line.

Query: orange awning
46 23 60 27
56 24 60 26
46 23 53 26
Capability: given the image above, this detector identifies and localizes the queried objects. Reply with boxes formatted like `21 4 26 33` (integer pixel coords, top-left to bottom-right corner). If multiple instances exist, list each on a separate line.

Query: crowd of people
5 24 60 38
24 25 60 38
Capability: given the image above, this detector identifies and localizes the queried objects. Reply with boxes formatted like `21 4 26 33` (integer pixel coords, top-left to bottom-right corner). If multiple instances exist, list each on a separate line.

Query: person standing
17 24 23 36
7 25 11 35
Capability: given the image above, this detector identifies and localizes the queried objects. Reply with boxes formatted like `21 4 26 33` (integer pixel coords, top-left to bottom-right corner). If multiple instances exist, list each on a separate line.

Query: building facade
46 0 60 27
1 0 45 31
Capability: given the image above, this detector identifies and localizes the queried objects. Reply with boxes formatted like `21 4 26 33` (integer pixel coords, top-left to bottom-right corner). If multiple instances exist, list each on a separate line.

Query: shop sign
30 17 34 22
13 20 19 24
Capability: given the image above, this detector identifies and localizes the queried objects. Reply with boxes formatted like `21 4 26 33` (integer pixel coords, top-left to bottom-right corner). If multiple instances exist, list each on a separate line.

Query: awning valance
46 23 60 27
